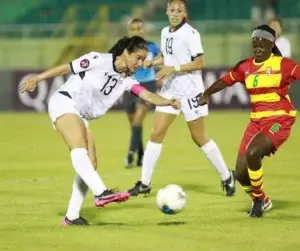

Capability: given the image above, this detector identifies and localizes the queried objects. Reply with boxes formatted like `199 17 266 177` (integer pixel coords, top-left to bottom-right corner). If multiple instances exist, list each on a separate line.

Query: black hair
233 24 282 71
108 36 148 57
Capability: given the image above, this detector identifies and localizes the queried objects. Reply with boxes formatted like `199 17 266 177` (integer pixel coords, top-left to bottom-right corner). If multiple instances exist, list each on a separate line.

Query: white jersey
56 52 137 120
276 35 291 58
160 22 204 98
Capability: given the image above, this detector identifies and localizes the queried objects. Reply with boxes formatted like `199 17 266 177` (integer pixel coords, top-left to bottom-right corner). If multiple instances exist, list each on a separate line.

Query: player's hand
169 98 181 110
156 79 164 88
198 93 209 106
156 66 175 81
143 60 153 68
19 75 40 93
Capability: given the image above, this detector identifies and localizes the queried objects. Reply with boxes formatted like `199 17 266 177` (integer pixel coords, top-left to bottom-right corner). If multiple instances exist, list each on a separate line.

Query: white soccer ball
156 184 187 215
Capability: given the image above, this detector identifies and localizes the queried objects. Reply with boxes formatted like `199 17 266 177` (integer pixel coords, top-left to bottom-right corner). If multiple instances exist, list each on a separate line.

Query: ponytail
272 44 282 56
108 36 148 57
108 36 131 57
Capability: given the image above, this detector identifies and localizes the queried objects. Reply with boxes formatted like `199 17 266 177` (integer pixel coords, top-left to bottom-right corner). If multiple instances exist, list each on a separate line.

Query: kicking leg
55 114 130 226
64 127 97 225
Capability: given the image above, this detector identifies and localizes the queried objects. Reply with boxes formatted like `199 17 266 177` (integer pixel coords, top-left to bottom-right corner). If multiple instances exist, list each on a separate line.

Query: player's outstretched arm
130 84 180 109
199 79 227 105
19 64 71 93
139 89 180 109
143 53 164 68
199 60 246 105
176 55 205 72
156 55 205 81
152 52 164 66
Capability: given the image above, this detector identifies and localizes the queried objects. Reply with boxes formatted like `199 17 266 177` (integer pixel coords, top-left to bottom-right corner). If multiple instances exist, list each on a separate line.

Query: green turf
0 111 300 251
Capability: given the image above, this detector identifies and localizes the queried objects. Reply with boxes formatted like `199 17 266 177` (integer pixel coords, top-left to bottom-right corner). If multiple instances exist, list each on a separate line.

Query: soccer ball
156 184 187 215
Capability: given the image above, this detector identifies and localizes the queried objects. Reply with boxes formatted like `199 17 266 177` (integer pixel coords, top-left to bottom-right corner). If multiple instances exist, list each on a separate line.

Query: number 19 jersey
56 52 137 119
160 22 204 98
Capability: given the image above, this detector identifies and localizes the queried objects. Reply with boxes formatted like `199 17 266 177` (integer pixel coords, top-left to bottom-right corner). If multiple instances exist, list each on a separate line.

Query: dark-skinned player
199 24 300 218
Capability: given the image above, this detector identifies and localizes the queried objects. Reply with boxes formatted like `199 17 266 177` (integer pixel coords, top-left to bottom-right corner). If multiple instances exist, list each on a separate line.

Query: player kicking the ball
128 0 235 197
19 36 180 226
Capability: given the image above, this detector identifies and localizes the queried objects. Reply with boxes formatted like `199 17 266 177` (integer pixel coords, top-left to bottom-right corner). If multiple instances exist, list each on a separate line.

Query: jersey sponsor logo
80 59 90 68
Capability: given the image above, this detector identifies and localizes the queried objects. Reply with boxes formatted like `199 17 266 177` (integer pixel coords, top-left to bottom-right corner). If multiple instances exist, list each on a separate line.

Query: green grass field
1 111 300 251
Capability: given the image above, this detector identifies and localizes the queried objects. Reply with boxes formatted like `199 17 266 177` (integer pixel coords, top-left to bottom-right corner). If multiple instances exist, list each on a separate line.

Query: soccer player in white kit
19 36 180 226
269 17 291 58
128 0 236 197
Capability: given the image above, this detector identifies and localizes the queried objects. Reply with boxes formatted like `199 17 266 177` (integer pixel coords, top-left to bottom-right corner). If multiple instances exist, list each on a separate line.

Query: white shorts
48 92 89 128
155 92 208 122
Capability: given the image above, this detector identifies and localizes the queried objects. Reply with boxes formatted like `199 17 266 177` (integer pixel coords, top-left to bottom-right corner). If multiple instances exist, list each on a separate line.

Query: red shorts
239 116 295 155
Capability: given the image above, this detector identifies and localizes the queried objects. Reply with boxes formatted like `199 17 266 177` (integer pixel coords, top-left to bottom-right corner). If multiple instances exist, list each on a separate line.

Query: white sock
70 148 106 196
66 175 88 220
141 141 162 186
201 140 230 181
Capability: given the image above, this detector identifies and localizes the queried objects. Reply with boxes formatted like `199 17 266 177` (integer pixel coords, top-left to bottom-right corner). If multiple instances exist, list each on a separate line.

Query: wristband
174 65 181 72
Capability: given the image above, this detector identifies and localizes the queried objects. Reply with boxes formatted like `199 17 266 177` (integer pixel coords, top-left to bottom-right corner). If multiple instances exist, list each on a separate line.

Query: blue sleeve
149 43 160 57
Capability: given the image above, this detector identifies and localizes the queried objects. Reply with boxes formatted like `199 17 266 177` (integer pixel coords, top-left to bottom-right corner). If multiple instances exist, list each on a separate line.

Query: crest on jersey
80 59 90 69
265 66 272 76
269 123 280 134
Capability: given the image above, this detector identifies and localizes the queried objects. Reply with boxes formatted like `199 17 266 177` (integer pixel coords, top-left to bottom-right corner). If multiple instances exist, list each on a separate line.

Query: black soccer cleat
128 181 151 196
136 154 143 167
125 153 134 168
62 216 89 226
247 196 273 214
221 170 236 196
249 198 264 217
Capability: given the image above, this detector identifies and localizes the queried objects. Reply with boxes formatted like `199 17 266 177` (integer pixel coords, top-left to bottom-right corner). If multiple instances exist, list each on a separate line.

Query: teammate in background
124 18 160 168
199 25 300 217
269 17 291 58
19 36 180 226
128 0 236 197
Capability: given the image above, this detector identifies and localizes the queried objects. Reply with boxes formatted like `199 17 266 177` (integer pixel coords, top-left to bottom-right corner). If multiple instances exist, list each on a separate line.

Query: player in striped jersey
19 36 180 226
199 24 300 217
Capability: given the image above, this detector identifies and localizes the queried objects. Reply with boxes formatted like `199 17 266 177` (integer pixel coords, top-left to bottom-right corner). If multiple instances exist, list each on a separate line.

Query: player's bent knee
190 133 210 147
67 135 88 150
150 130 165 143
235 168 247 184
132 118 144 127
246 147 261 161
